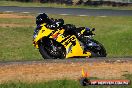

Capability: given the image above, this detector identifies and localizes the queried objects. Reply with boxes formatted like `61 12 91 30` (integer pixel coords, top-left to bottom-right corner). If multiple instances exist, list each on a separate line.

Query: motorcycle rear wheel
89 39 107 57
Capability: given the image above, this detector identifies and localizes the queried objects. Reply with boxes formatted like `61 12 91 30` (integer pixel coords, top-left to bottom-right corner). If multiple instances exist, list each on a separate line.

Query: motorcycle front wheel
38 39 66 59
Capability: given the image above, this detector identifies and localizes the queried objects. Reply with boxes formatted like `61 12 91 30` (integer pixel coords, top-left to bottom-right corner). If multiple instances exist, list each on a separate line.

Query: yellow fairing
33 25 91 58
33 24 53 48
81 29 86 34
55 29 65 42
61 35 91 58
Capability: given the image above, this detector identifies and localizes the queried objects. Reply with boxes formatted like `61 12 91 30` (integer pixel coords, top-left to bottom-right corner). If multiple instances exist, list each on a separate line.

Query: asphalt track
0 6 132 16
0 58 132 66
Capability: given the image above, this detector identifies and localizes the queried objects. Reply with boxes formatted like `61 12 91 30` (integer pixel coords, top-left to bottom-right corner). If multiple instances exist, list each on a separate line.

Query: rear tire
89 39 107 57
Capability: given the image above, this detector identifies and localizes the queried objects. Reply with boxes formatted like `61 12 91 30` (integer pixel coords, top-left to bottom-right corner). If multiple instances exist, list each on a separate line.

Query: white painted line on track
78 15 88 16
38 13 43 14
21 12 30 14
59 14 69 16
59 14 89 17
99 16 107 17
4 11 14 13
2 11 107 18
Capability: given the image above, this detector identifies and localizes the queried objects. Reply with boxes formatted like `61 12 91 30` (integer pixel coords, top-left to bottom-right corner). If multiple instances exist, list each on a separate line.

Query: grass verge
0 1 132 10
0 13 132 61
0 74 131 88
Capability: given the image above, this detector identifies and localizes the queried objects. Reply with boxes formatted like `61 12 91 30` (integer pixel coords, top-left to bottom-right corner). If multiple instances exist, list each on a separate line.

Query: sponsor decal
64 37 76 46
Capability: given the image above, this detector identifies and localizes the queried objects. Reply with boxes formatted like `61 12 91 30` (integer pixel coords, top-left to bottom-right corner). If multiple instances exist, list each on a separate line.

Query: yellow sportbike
33 23 107 59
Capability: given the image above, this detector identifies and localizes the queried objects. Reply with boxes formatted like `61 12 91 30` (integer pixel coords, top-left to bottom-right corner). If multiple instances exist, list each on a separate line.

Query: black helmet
36 13 50 25
56 19 64 27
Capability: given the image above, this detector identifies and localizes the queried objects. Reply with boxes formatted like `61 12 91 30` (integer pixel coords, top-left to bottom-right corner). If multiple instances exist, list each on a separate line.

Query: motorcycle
33 21 107 59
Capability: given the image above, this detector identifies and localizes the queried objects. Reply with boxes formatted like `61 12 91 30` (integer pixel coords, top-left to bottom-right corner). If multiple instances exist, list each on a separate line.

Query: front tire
38 39 66 59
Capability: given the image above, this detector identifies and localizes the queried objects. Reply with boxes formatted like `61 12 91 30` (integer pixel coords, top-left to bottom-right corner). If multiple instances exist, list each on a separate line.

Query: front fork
50 40 57 51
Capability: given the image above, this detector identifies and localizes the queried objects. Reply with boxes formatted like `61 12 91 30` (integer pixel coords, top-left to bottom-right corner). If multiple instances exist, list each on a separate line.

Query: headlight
33 29 39 39
33 25 42 39
33 34 38 39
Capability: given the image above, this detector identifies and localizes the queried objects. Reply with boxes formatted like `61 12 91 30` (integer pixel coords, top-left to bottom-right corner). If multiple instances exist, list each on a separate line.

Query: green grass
0 74 131 88
0 13 132 61
0 1 132 10
0 27 42 61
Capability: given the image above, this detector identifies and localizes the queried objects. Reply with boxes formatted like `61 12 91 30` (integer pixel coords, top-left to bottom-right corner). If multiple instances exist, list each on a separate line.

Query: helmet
36 13 50 25
56 19 64 27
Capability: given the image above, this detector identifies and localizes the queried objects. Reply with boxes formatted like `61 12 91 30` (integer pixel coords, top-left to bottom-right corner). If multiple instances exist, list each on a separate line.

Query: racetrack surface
0 58 132 66
0 6 132 16
0 58 132 83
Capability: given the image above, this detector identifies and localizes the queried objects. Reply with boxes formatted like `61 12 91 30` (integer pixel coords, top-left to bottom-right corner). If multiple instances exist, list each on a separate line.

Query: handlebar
83 28 95 36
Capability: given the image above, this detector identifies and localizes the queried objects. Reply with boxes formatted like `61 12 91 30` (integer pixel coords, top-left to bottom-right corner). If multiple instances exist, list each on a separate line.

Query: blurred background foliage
1 0 132 7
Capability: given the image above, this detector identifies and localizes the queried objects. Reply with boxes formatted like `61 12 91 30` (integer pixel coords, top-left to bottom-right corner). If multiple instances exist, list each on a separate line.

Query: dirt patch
0 61 132 83
0 23 33 28
0 13 34 19
0 13 34 27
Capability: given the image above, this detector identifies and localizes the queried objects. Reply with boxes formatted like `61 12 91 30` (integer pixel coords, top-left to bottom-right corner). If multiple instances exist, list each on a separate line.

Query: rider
36 13 64 29
36 13 89 46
